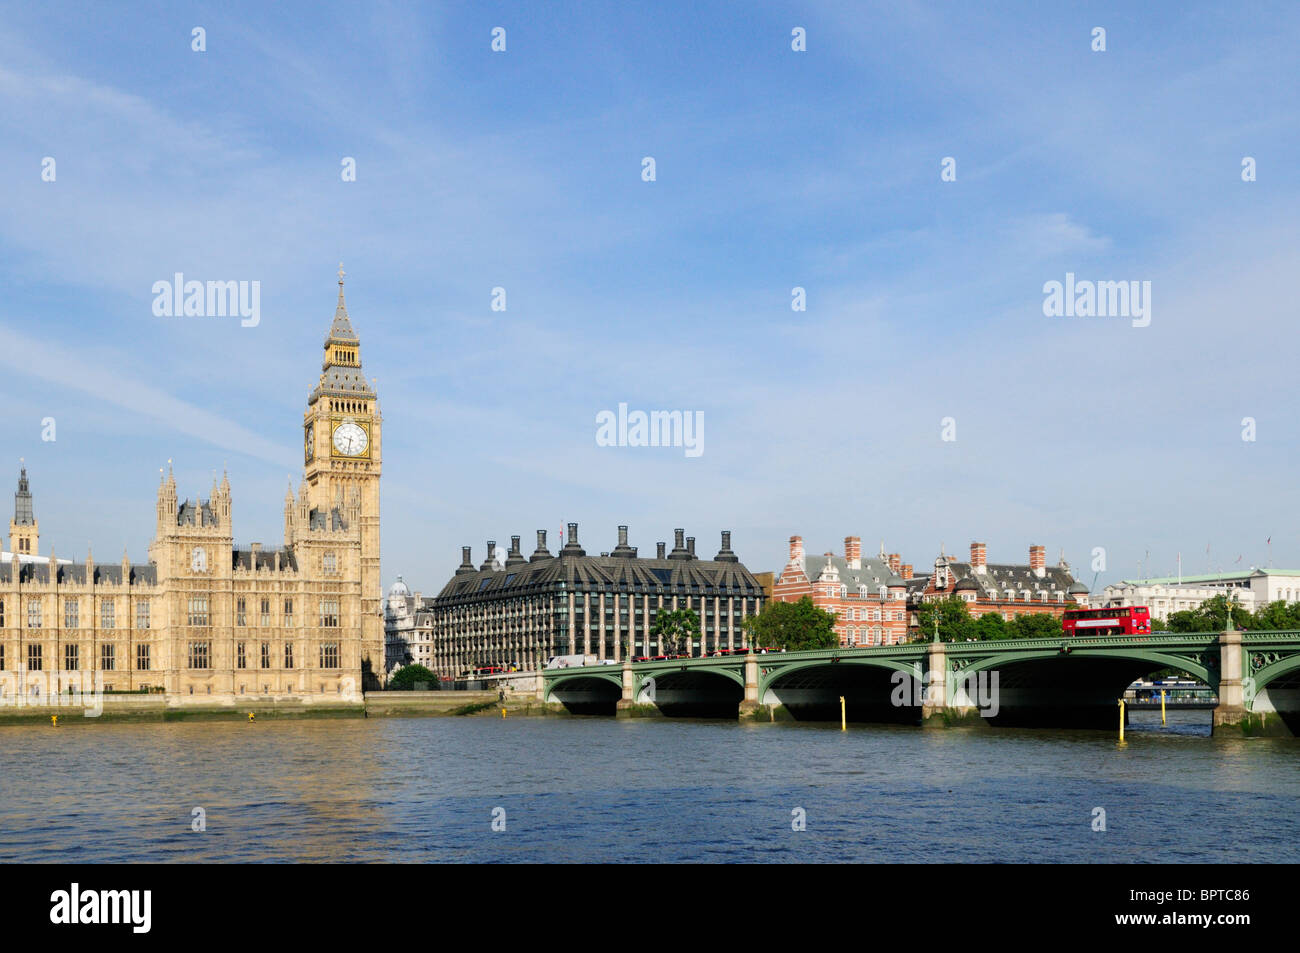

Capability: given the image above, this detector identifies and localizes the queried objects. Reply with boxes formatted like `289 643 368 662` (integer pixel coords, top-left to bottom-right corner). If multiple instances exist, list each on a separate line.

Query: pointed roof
13 465 34 526
313 265 374 400
326 264 359 345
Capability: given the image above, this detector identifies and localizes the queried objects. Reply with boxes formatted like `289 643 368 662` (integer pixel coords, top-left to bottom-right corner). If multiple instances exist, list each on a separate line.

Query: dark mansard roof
800 553 905 592
433 535 764 605
0 560 158 586
232 547 298 572
177 500 218 527
936 560 1078 598
308 507 347 531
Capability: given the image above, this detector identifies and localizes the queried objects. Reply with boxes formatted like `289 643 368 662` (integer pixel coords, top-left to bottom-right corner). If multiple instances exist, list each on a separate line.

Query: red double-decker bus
1062 605 1151 636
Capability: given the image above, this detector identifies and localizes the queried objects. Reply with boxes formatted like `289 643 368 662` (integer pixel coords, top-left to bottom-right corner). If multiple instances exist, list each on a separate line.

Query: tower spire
12 461 34 527
315 266 371 395
328 262 357 345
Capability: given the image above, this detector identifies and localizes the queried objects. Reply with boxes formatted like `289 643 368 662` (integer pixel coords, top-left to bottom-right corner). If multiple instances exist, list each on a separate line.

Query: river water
1 711 1296 863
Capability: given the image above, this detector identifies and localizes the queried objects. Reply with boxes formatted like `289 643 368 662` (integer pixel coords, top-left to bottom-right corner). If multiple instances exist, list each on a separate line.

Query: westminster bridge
539 629 1300 734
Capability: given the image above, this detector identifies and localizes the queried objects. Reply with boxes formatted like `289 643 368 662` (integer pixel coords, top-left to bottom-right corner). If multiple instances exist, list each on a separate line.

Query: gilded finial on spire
338 262 345 286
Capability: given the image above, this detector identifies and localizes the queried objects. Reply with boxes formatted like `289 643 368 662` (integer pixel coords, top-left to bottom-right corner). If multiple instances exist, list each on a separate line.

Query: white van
544 654 595 669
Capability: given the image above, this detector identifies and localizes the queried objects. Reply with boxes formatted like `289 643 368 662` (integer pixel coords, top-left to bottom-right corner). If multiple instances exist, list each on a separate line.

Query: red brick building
773 536 911 646
913 542 1088 630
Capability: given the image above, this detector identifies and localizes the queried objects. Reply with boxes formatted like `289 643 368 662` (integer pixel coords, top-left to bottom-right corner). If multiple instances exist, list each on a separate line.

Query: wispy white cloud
0 322 296 469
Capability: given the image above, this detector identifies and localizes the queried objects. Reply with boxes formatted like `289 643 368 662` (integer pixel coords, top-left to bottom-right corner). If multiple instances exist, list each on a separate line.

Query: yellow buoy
1160 689 1167 726
248 712 255 722
1118 699 1126 743
51 715 58 727
840 695 846 731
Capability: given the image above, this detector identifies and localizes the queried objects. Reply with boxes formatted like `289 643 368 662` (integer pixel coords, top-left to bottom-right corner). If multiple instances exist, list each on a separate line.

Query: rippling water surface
1 711 1295 863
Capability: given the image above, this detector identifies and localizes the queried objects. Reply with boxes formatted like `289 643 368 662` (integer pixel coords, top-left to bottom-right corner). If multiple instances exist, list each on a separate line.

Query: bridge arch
544 671 622 715
757 657 920 699
639 667 744 718
760 657 925 724
1250 652 1300 692
952 648 1215 689
945 646 1217 729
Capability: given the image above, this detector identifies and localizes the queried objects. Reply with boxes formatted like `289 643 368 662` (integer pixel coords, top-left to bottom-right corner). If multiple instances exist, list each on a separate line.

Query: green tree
1165 609 1203 633
1007 613 1064 640
387 664 440 691
651 608 701 655
970 611 1009 641
911 597 974 642
1250 599 1300 631
1200 593 1252 630
1165 594 1251 632
742 597 838 651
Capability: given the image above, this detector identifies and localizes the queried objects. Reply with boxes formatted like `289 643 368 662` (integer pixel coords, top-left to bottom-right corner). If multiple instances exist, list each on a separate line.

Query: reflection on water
1 711 1296 863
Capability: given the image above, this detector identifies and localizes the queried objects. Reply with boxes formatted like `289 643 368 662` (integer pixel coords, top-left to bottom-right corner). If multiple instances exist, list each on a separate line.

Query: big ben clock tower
303 265 383 687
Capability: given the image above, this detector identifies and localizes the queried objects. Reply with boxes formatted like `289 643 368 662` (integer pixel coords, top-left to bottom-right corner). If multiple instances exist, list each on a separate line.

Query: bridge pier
920 640 946 727
921 640 983 727
615 659 637 717
738 651 761 721
1209 627 1292 735
1212 627 1246 732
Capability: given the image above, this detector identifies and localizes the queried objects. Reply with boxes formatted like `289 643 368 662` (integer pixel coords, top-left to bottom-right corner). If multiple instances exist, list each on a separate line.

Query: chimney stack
669 528 689 560
561 522 585 556
686 536 696 558
612 525 635 557
901 563 913 579
480 540 498 570
456 545 474 574
789 535 804 564
657 541 666 559
887 552 900 573
1029 544 1046 576
506 535 525 566
715 530 738 562
971 542 987 573
531 530 551 562
844 536 861 569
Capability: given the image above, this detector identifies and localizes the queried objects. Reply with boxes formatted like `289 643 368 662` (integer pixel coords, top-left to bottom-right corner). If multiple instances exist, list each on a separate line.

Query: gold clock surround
329 416 371 459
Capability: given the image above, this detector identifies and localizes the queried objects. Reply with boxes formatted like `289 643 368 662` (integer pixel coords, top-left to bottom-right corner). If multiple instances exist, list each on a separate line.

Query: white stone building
383 576 435 674
1099 569 1300 619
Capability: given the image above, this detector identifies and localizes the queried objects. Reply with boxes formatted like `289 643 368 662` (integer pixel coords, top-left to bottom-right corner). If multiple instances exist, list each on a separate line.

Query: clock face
191 547 207 573
333 420 368 456
305 423 314 461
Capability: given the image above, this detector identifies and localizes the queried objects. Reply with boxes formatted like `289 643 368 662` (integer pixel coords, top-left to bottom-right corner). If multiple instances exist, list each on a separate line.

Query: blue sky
1 1 1298 591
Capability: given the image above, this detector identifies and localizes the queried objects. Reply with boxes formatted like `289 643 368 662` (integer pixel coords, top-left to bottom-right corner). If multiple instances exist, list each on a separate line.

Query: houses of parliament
0 271 384 703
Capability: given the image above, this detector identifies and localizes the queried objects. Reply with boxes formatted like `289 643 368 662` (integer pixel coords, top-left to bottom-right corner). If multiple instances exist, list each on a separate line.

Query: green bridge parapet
537 629 1300 734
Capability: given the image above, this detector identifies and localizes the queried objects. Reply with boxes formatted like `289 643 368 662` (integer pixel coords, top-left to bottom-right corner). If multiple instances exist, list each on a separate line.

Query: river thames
1 712 1296 863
